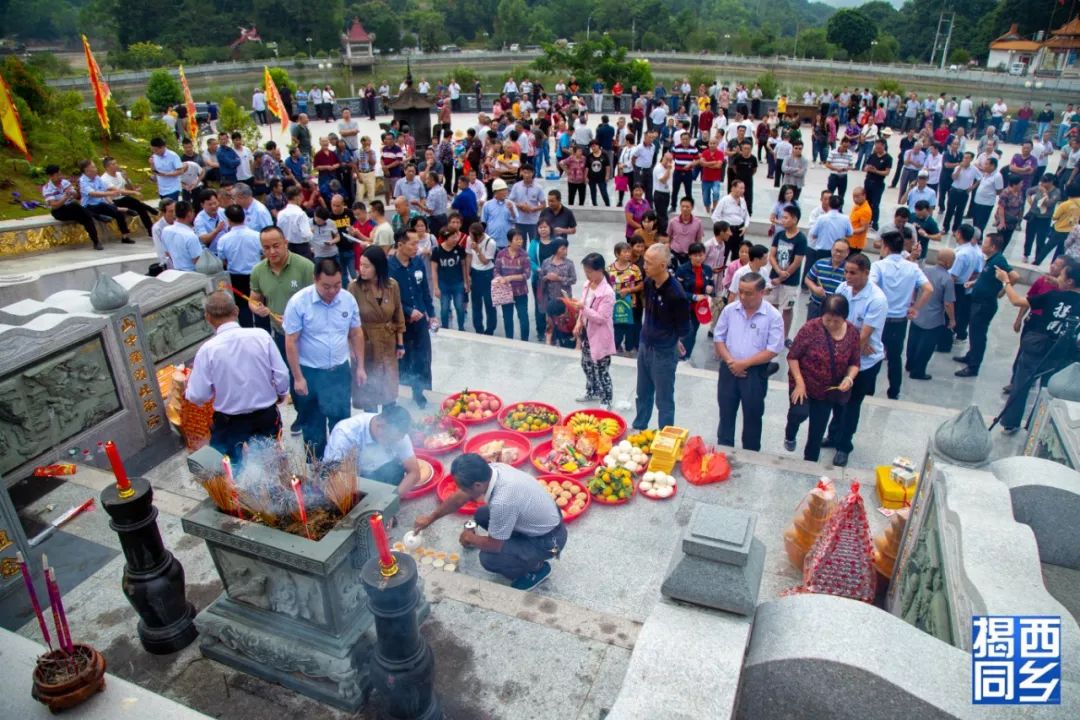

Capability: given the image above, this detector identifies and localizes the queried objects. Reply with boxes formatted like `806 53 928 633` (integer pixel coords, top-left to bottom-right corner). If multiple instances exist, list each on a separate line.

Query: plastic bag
782 477 838 570
679 436 731 485
791 481 876 603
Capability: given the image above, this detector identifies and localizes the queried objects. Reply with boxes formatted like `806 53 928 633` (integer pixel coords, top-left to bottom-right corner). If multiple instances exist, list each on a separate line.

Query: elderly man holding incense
323 405 423 494
186 291 289 464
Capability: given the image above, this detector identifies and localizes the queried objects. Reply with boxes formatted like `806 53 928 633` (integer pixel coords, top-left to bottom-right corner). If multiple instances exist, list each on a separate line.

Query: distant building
986 24 1042 73
1042 16 1080 75
342 18 374 69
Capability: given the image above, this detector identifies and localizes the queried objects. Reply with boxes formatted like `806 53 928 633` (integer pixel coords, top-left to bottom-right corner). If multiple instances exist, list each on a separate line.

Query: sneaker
511 562 551 591
290 420 302 436
783 439 796 452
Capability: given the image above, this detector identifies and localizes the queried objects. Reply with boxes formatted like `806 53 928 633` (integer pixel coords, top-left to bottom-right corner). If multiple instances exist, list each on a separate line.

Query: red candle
104 441 133 497
368 513 395 571
291 476 311 540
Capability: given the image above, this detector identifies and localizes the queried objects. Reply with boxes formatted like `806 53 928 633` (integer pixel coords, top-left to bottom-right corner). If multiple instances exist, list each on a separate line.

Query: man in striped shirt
415 454 567 591
825 136 855 208
804 238 851 320
670 131 700 213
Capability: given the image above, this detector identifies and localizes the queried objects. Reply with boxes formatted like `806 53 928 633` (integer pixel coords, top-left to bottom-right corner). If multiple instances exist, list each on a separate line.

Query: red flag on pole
264 66 290 134
81 35 111 133
0 72 31 161
178 65 198 141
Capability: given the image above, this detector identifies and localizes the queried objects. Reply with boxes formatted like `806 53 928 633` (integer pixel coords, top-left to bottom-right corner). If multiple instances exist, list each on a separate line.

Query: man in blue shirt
507 167 544 243
194 189 228 254
160 201 203 271
804 239 850 320
822 253 888 466
869 231 933 399
905 170 937 213
808 194 852 275
451 174 479 228
947 224 984 345
77 159 134 243
215 132 241 186
149 137 184 200
283 258 366 457
481 179 517 250
713 271 785 451
217 204 264 327
232 182 273 231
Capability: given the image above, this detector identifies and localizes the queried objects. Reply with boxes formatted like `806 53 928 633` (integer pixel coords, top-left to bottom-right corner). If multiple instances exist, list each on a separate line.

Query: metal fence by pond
46 50 1080 97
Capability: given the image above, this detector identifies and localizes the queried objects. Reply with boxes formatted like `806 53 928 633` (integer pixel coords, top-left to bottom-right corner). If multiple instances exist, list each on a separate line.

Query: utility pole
939 12 954 70
929 12 955 68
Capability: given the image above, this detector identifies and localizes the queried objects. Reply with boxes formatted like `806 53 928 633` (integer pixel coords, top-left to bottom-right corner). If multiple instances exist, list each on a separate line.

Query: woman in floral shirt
783 294 861 462
560 145 588 205
494 230 532 340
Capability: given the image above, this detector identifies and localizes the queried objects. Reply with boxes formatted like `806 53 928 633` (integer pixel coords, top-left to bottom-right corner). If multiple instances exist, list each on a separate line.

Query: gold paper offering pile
783 478 838 570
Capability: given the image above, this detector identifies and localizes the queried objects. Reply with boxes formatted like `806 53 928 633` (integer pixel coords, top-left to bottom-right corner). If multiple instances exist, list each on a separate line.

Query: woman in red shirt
784 294 861 462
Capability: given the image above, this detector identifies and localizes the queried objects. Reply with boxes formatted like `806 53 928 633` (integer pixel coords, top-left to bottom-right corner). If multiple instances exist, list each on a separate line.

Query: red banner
81 35 110 133
0 72 30 160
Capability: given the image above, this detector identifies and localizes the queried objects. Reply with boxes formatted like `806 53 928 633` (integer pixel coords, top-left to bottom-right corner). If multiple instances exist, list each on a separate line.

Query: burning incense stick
290 475 312 540
17 552 52 650
222 456 244 519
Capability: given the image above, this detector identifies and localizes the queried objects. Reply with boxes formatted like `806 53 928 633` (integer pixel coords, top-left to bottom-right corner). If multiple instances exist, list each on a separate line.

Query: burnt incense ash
196 438 363 541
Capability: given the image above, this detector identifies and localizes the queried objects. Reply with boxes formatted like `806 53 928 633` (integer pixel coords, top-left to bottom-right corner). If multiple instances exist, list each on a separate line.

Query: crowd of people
41 74 1080 474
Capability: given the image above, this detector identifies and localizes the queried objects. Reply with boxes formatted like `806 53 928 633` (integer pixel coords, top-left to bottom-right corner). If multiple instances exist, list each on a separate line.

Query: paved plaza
2 112 1078 719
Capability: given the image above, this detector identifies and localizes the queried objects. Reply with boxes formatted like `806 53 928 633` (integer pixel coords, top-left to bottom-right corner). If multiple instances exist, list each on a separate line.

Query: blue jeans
515 223 538 244
438 281 466 330
470 268 497 334
633 342 679 430
701 181 721 208
1038 121 1050 138
338 248 355 285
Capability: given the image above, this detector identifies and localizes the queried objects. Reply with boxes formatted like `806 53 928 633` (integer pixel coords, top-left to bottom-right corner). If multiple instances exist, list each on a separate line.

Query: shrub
756 71 779 100
145 69 183 112
448 66 479 90
216 97 261 149
1 57 50 114
875 78 904 96
268 67 296 93
129 97 152 121
687 69 713 93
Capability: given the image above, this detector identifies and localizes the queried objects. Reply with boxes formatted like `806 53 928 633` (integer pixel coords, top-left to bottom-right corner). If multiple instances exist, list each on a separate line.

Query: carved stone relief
142 292 212 364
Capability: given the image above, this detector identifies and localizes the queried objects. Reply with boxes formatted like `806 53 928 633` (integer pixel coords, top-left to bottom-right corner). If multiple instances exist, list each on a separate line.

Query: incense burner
181 477 399 712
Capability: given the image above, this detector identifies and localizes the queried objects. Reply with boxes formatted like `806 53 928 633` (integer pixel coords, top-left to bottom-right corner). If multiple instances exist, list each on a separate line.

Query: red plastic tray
638 478 678 502
536 474 592 524
441 390 504 426
435 474 485 515
401 453 444 500
410 416 467 456
462 430 532 468
496 402 562 437
530 439 597 480
563 409 628 441
589 467 637 506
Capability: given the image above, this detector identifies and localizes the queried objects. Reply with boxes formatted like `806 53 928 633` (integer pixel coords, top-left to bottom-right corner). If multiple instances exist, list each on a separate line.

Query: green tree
533 36 637 87
268 67 296 93
494 0 528 49
755 71 779 100
868 33 900 63
949 48 972 65
145 69 183 112
796 28 834 60
126 41 171 69
826 9 876 59
348 1 402 53
1 57 50 115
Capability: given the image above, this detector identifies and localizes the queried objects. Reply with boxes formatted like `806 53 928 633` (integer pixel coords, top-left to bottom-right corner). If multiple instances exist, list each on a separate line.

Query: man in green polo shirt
251 225 315 434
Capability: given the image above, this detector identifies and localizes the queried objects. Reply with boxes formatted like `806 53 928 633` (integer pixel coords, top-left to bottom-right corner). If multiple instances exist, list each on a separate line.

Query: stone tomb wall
0 270 220 487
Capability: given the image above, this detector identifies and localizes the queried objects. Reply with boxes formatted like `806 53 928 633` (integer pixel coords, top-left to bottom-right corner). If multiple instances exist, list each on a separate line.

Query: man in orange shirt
849 186 872 252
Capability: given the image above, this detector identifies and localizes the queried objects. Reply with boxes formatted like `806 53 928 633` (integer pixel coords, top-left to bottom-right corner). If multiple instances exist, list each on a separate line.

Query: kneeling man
415 453 567 591
323 405 422 494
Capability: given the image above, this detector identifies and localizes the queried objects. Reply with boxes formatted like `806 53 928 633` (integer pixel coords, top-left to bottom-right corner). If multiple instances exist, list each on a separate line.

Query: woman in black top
586 140 611 207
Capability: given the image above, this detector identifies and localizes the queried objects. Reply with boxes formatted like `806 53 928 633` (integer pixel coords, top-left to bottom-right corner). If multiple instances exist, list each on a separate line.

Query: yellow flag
264 67 289 133
0 72 30 161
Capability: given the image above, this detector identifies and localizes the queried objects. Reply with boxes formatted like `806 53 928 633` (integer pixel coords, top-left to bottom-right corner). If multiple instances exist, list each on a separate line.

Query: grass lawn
0 138 159 222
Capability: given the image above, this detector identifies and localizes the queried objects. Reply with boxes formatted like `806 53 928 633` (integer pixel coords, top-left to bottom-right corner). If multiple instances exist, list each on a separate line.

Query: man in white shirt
150 198 175 268
448 80 462 111
277 185 314 258
957 96 974 130
990 98 1008 134
233 134 254 185
773 131 793 188
323 406 422 493
712 180 751 262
